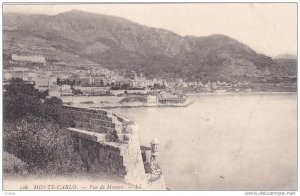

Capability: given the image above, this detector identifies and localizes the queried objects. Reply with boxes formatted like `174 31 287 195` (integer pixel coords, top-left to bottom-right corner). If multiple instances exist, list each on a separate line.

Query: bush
3 79 86 176
4 78 45 120
3 152 28 175
120 96 147 103
3 116 86 175
4 78 64 124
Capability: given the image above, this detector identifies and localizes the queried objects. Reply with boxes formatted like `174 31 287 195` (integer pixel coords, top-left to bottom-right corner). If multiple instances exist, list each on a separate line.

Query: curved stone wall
62 105 165 190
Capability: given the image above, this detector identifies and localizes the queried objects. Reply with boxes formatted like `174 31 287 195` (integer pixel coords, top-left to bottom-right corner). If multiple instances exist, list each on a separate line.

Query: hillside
3 10 297 81
273 54 297 77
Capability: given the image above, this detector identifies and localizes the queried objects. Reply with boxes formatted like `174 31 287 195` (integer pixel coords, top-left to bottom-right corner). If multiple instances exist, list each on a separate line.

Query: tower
150 138 159 160
134 72 138 80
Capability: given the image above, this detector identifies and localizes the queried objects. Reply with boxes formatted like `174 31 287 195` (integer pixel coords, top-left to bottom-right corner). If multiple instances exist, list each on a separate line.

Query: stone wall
62 105 165 189
63 105 128 141
72 136 127 178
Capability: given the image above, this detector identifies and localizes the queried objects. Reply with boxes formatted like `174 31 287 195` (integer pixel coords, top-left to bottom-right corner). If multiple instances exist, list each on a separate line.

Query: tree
4 78 63 124
121 83 130 89
100 79 104 87
43 97 64 124
3 79 86 176
4 78 45 120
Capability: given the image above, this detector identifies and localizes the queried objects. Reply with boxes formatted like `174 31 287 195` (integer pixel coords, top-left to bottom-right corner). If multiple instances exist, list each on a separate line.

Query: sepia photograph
2 2 298 192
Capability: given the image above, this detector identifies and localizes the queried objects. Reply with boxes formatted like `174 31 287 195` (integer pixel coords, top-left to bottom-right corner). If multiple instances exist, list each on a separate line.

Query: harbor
61 91 194 109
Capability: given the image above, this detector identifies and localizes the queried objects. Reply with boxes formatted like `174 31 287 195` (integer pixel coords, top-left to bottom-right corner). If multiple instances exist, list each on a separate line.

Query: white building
147 95 158 103
11 54 46 64
12 67 29 72
61 85 72 96
131 72 147 88
34 77 57 88
48 85 61 97
4 72 12 80
61 84 71 91
22 72 37 82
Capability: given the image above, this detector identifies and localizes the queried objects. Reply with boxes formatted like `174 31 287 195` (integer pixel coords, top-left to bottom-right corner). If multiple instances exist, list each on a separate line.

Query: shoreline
62 92 296 109
63 91 297 99
77 100 194 109
186 91 297 96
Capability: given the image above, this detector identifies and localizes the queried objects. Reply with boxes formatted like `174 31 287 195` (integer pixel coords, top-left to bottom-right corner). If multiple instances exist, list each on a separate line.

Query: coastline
63 92 296 109
77 100 194 109
186 91 297 96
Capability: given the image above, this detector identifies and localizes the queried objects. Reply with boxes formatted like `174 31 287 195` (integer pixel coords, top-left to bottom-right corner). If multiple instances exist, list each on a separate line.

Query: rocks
144 160 163 182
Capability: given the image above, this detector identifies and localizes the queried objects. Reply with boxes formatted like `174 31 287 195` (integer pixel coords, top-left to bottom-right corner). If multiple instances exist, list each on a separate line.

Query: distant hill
3 10 297 80
274 54 297 60
273 54 297 77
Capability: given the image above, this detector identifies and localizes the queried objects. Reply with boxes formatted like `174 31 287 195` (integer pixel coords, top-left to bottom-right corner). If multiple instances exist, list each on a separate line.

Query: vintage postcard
2 2 297 193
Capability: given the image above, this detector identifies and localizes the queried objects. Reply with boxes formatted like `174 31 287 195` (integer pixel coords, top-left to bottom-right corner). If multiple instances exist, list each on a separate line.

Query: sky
3 3 297 57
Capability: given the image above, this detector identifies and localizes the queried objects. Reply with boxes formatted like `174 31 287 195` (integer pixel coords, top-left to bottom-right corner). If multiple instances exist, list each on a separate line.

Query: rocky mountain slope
3 10 297 80
273 54 297 77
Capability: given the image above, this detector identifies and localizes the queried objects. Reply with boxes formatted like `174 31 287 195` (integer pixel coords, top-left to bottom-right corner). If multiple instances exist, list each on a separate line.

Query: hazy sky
3 3 297 57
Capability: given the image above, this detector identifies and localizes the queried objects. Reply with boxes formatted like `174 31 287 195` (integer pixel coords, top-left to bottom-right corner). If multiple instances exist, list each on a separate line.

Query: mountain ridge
274 53 297 60
3 10 297 80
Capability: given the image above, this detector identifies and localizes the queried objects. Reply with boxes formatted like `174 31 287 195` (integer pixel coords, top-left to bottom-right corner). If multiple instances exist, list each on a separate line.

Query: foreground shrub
3 152 28 175
3 116 86 176
4 78 64 125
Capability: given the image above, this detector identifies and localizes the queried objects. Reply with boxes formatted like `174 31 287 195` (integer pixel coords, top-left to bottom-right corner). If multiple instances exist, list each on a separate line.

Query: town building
61 84 73 96
3 69 37 83
158 92 187 104
11 54 46 64
79 76 92 86
34 76 57 91
147 95 158 103
131 72 147 88
4 72 13 81
22 72 37 82
12 67 29 72
48 85 61 97
74 86 110 96
93 75 107 86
